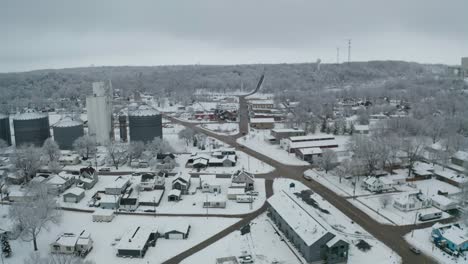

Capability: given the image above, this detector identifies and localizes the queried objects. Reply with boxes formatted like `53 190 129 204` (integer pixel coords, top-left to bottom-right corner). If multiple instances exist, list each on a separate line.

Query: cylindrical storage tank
128 105 162 143
0 114 11 146
53 117 84 150
13 112 50 147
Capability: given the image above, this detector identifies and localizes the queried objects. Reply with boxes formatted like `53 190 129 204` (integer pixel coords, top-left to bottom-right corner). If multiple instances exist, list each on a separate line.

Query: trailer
419 211 442 221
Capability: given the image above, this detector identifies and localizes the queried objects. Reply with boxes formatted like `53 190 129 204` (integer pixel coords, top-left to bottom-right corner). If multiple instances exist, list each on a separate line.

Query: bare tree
9 183 61 251
127 141 145 164
24 252 96 264
178 127 195 146
73 136 97 159
379 195 392 209
105 142 127 170
47 160 62 174
317 149 338 173
147 137 174 156
402 138 425 177
42 138 61 162
14 144 43 181
347 135 381 176
0 139 7 153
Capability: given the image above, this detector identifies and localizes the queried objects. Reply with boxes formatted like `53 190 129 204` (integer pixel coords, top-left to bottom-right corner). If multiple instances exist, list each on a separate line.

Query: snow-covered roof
128 105 160 117
271 128 305 133
248 99 274 105
297 148 323 155
64 187 84 197
268 191 328 246
47 175 67 185
173 173 191 184
13 111 48 121
354 125 369 131
92 208 114 216
54 117 83 128
106 177 129 189
227 188 245 195
164 222 190 234
99 194 120 204
117 226 157 251
441 226 468 245
168 189 181 196
200 174 219 185
250 118 275 123
431 195 456 207
288 135 335 142
454 151 468 162
289 140 338 149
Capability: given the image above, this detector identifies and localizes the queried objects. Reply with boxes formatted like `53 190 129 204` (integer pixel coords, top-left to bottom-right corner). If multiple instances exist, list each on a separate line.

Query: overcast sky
1 0 467 73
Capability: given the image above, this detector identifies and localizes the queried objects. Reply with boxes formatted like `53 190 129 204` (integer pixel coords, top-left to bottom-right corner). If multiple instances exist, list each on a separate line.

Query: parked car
99 167 111 172
303 174 312 181
246 191 259 196
409 246 421 254
239 254 254 263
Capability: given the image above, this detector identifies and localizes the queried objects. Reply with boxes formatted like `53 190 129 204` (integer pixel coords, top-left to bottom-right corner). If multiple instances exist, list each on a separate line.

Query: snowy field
236 129 309 166
273 179 402 264
199 122 239 135
182 213 302 264
404 226 466 264
58 175 267 215
0 206 240 264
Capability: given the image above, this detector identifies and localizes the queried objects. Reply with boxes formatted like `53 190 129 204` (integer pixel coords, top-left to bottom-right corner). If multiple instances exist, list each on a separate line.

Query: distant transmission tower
347 39 352 63
336 48 340 64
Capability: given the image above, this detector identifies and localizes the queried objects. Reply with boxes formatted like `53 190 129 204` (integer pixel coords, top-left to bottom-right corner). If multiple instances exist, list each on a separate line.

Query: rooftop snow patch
13 111 48 120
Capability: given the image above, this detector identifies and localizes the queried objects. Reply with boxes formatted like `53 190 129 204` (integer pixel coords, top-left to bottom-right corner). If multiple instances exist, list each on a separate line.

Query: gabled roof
172 173 191 184
164 222 190 234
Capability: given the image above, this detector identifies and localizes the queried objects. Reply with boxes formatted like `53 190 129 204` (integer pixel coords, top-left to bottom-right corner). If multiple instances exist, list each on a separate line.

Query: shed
63 187 85 203
227 188 245 200
164 222 191 239
203 196 227 208
92 209 115 222
168 189 181 201
116 226 158 258
431 195 458 211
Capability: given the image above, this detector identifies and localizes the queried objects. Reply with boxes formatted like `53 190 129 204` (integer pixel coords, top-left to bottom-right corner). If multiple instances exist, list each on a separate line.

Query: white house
105 176 129 195
50 230 93 256
99 194 120 210
62 187 85 203
58 153 81 166
362 176 394 193
172 173 191 194
393 192 432 212
199 174 221 193
231 170 255 191
227 187 245 200
139 173 165 191
431 195 458 211
92 209 115 222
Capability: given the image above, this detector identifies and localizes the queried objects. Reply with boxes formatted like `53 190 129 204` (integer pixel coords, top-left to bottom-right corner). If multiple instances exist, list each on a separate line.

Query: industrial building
87 81 113 145
0 114 11 146
53 117 84 150
128 105 162 143
13 111 50 147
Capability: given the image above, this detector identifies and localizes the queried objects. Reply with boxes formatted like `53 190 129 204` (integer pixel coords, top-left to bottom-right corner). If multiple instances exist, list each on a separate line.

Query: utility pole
347 39 352 63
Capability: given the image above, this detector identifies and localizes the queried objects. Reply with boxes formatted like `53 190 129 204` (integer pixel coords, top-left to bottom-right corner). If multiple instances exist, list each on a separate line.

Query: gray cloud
1 0 467 72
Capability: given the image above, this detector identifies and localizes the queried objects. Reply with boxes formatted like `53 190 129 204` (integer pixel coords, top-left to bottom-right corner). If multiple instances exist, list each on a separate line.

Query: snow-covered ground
404 226 466 264
306 168 459 225
0 206 240 264
199 122 239 135
273 179 402 264
236 129 309 166
182 213 302 264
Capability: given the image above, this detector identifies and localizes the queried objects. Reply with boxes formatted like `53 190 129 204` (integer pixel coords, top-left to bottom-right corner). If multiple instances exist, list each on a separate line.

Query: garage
164 222 191 240
168 233 184 239
62 187 85 203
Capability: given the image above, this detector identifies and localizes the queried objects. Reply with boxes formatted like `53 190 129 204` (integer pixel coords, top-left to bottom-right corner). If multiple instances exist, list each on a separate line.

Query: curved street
162 90 441 264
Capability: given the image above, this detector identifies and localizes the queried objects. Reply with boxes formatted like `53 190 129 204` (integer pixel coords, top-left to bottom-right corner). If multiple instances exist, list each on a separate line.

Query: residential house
280 135 335 151
431 195 458 211
268 191 349 263
200 174 221 193
163 222 191 239
361 176 394 193
295 147 322 162
58 153 81 166
92 209 115 222
46 173 75 194
248 99 274 109
270 128 306 144
432 223 468 255
119 196 139 211
116 226 158 258
63 187 85 203
451 151 468 169
139 173 165 191
353 125 370 134
172 173 191 194
227 188 245 200
50 230 93 256
77 167 98 190
231 170 255 191
250 118 274 129
105 176 129 195
99 194 120 210
192 157 209 169
393 192 432 212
